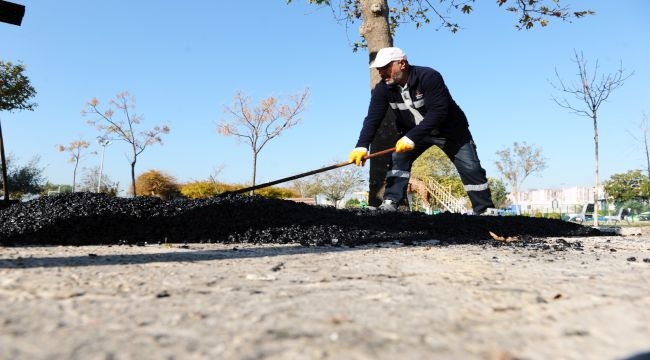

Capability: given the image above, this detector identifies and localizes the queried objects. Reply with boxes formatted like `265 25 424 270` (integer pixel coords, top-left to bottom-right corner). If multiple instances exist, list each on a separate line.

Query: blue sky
1 1 649 196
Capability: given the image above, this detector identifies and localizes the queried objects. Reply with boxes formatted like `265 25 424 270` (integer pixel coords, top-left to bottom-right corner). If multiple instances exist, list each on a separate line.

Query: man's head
370 47 409 86
370 47 407 68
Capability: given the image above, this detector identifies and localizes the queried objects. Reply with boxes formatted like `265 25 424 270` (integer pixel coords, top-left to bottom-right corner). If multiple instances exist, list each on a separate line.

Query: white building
515 186 604 215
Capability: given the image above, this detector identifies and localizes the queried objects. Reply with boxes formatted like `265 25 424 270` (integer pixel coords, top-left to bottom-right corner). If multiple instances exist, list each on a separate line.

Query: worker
348 47 495 215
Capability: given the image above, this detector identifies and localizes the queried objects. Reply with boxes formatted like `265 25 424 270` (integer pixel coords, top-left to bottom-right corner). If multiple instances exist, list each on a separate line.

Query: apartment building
516 186 604 215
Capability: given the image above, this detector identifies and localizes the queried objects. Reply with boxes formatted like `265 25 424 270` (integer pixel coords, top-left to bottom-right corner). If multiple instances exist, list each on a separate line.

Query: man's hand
395 136 415 153
348 147 368 166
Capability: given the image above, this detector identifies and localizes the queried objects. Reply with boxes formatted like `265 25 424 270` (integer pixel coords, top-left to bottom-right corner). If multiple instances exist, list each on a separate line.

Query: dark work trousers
382 133 495 214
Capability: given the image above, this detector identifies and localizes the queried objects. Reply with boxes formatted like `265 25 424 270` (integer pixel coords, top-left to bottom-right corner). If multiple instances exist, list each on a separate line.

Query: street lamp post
97 137 112 193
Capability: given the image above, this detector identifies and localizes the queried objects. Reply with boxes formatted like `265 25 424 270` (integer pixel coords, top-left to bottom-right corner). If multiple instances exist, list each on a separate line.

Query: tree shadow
0 241 437 269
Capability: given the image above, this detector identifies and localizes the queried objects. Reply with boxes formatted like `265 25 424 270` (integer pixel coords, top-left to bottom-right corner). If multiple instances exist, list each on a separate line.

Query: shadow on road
0 241 433 269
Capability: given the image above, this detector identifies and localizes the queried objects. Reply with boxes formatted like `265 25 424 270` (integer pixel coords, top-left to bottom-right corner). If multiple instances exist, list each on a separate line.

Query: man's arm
355 83 390 148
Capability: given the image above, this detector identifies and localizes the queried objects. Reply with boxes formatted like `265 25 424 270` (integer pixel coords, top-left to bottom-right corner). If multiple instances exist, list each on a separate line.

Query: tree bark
633 115 650 178
131 160 137 196
0 120 9 204
593 114 600 227
360 0 397 206
252 151 257 196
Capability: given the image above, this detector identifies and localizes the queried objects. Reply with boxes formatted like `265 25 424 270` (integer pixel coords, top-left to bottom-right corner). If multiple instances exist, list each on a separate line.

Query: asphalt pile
0 192 602 247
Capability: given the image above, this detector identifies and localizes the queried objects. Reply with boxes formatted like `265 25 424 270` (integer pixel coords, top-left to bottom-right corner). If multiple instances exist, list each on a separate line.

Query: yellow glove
348 147 368 166
395 136 415 153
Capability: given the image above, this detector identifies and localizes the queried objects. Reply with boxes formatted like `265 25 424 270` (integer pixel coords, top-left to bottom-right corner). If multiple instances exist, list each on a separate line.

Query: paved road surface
1 236 649 360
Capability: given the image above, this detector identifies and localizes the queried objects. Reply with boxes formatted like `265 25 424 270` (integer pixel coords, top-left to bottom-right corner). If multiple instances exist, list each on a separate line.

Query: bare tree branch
82 92 170 196
218 88 310 190
549 50 633 226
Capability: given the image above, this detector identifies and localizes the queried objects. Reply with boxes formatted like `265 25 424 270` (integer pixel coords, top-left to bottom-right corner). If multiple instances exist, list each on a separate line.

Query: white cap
369 47 407 68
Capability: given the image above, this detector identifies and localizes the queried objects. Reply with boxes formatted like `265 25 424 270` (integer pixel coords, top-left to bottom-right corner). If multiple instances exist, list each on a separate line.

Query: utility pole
97 137 112 193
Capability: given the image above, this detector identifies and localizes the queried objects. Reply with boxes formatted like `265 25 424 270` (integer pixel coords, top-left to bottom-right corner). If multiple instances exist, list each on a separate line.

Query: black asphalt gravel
0 192 603 248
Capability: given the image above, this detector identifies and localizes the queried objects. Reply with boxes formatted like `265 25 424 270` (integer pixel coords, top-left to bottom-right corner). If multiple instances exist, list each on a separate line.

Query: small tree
411 146 466 200
218 88 309 192
488 178 510 209
550 50 633 226
0 154 45 199
0 60 37 203
82 91 170 196
77 166 118 195
603 170 650 204
494 141 547 204
291 178 321 198
57 140 90 192
313 164 366 208
628 112 650 177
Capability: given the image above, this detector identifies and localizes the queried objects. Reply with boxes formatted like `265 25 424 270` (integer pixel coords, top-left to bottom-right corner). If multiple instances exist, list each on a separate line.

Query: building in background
516 186 605 216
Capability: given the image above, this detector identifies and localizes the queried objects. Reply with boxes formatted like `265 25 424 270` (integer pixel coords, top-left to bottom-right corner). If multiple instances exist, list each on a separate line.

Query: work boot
378 200 398 212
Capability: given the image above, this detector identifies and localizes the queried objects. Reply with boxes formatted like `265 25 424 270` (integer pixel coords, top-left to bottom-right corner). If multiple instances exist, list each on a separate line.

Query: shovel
219 147 395 196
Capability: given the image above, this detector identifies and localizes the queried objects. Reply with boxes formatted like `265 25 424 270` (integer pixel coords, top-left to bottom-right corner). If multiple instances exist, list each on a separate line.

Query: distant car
497 209 515 216
497 205 521 216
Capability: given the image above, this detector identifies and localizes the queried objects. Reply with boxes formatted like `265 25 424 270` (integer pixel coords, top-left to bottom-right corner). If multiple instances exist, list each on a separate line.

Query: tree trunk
644 129 650 177
0 120 9 204
360 0 397 207
593 114 600 227
131 160 137 196
251 151 257 196
513 185 519 206
72 163 77 192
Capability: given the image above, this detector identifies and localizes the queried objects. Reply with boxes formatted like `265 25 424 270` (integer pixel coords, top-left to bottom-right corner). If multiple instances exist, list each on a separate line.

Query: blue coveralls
355 65 494 214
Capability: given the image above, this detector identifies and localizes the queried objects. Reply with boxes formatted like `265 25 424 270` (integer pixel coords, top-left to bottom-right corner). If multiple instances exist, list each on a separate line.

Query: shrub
133 170 179 199
345 198 361 208
547 212 562 220
179 181 222 199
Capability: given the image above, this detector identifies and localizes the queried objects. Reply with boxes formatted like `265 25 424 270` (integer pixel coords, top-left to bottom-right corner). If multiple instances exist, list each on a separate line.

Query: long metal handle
220 147 395 196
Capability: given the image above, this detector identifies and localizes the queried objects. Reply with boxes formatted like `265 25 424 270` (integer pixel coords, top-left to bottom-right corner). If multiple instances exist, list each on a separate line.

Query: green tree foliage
411 147 457 178
0 60 36 112
488 178 509 209
0 154 45 198
603 170 650 203
313 165 366 208
290 1 594 50
411 146 466 200
494 142 547 204
82 92 170 196
0 60 37 202
134 169 179 199
345 198 362 208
